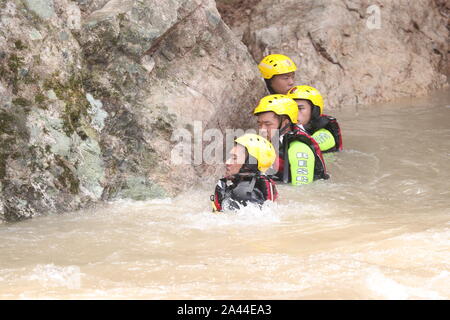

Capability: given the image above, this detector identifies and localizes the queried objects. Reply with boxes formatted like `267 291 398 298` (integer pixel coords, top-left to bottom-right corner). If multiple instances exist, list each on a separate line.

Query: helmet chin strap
265 79 276 94
239 154 259 174
278 117 292 135
279 123 291 134
307 106 323 132
311 105 321 120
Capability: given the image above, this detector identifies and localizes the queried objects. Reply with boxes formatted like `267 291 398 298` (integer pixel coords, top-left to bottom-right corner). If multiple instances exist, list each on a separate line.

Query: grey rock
86 93 107 131
23 0 55 19
219 0 449 108
29 28 43 40
0 0 265 221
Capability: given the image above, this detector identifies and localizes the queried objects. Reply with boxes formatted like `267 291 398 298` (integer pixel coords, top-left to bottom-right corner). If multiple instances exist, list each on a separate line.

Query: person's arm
287 140 315 185
311 128 336 152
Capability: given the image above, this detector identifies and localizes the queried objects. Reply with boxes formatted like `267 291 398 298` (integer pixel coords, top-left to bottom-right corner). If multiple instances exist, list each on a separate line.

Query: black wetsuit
211 173 277 212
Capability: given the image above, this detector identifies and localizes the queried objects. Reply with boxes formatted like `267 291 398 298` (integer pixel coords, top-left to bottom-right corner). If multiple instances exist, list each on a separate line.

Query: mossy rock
14 40 28 51
43 74 91 137
12 97 31 107
0 53 25 94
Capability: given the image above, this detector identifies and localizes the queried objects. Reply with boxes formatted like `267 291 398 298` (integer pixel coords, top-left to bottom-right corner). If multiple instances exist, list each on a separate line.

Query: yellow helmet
287 85 324 115
253 94 298 124
235 134 276 173
258 54 297 79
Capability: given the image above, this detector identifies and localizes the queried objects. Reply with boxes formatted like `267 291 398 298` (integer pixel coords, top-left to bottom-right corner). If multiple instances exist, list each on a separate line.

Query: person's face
296 99 312 125
269 72 295 94
257 112 280 141
225 144 246 177
257 111 290 141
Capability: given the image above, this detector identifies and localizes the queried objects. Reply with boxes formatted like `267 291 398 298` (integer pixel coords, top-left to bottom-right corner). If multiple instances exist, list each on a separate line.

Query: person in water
211 133 278 212
258 54 297 94
258 53 343 153
254 94 329 185
287 85 343 153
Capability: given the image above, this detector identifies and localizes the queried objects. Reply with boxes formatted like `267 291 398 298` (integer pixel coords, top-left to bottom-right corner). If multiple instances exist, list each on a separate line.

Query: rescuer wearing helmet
258 54 297 95
211 133 278 212
254 94 329 185
287 85 343 153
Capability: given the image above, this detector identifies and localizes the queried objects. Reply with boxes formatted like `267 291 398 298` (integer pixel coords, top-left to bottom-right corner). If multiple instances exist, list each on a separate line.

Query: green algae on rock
0 0 266 221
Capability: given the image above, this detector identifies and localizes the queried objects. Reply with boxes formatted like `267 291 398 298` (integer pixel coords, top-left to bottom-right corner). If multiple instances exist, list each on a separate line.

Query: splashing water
0 90 449 299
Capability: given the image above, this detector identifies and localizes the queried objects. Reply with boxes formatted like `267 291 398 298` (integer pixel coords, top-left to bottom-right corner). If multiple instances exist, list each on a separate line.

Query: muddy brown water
0 90 449 299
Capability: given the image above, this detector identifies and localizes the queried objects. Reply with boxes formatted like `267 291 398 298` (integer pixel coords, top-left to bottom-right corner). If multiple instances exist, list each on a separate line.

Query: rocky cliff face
0 0 266 221
218 0 449 108
1 0 448 222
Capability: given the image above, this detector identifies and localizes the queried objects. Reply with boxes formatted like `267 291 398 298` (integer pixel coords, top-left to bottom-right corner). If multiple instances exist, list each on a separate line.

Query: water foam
26 264 83 289
178 201 282 230
366 268 445 300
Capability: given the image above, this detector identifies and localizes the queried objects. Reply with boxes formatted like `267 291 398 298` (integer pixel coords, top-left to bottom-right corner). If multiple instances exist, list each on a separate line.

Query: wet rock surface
218 0 449 108
0 0 265 221
0 0 448 221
